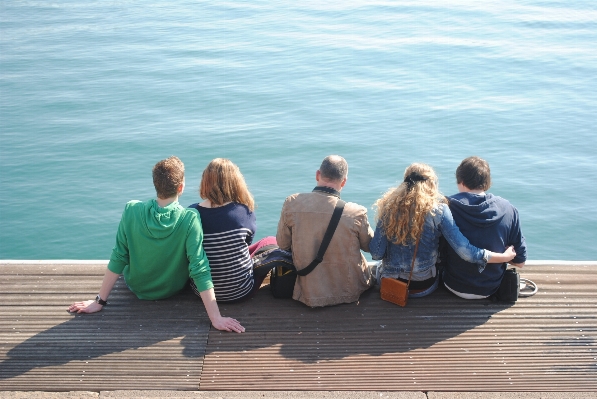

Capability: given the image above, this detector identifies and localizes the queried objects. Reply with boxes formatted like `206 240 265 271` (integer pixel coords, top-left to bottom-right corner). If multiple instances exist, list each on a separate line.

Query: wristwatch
95 295 107 306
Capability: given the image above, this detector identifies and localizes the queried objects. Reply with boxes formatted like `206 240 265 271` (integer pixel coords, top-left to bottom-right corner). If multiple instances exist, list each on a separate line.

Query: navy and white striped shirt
190 202 256 302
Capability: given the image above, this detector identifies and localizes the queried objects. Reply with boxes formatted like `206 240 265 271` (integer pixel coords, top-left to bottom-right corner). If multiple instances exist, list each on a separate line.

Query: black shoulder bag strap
296 199 346 277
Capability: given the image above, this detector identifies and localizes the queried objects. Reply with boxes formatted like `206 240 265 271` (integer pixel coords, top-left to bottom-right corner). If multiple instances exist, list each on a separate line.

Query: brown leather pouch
380 277 409 307
379 234 421 307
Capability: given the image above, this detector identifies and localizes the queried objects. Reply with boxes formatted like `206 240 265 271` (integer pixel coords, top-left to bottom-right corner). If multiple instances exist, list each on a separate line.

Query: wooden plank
200 265 597 391
1 263 596 392
0 267 212 391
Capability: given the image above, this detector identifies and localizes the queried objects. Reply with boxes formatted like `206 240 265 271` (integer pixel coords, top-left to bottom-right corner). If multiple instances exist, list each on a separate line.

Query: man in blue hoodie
443 156 527 299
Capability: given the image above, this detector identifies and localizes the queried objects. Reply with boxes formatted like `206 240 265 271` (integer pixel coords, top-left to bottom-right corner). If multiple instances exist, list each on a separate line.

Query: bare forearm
199 288 221 323
198 288 245 333
68 268 121 314
99 269 121 300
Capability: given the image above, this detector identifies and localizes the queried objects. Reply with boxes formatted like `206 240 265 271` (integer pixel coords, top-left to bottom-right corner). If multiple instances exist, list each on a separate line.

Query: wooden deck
1 262 596 392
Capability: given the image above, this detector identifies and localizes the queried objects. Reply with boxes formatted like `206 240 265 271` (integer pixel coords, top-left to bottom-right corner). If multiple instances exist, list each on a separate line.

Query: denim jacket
370 203 489 281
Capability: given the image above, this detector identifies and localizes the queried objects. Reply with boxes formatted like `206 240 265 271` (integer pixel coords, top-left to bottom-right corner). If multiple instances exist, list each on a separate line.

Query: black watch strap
95 295 107 306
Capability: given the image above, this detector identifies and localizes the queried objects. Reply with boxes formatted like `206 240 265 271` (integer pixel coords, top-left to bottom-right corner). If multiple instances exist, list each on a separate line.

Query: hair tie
404 172 427 189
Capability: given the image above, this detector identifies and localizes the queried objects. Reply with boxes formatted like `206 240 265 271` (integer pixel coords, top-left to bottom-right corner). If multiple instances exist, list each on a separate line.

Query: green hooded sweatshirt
107 199 212 300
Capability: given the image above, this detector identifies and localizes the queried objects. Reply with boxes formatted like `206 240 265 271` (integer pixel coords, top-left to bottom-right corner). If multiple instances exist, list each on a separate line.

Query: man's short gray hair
319 155 348 182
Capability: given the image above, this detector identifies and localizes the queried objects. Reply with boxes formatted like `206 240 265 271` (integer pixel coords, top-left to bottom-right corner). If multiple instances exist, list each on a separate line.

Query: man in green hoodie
68 156 244 333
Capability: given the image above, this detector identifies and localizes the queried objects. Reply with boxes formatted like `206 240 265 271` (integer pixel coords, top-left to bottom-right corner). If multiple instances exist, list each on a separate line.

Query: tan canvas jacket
276 188 374 307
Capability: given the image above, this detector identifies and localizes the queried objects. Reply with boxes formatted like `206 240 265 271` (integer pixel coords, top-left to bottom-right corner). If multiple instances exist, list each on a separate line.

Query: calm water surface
1 1 596 260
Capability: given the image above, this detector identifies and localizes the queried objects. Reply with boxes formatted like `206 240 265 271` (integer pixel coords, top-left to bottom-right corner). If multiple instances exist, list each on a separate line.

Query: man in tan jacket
276 155 375 307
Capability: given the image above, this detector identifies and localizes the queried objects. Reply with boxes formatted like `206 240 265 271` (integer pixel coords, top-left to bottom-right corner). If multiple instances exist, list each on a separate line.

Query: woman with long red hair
189 158 276 303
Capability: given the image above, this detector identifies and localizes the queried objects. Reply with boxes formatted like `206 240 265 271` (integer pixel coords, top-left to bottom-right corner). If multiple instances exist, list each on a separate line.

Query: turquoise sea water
1 1 596 260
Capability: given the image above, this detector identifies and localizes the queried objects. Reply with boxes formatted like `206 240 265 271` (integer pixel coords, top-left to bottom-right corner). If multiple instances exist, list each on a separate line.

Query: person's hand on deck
211 316 245 333
68 300 103 314
67 269 119 314
199 288 245 333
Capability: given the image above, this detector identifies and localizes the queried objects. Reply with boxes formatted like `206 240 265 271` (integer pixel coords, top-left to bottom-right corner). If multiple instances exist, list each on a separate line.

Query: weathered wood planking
0 263 211 391
1 263 595 392
200 264 597 391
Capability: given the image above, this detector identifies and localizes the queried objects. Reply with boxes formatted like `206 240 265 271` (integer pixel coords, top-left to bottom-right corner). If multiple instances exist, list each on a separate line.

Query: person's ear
316 170 321 183
340 177 347 188
178 180 186 195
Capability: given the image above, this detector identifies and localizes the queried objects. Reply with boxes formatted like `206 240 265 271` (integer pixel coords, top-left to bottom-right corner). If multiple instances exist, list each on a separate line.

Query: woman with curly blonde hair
370 163 515 298
189 158 276 303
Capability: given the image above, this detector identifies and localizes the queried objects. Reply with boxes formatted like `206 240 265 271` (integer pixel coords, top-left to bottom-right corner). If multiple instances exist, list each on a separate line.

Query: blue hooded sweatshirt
443 192 527 296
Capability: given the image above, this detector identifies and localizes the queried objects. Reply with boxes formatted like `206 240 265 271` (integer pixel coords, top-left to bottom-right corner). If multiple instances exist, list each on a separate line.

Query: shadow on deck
0 262 595 392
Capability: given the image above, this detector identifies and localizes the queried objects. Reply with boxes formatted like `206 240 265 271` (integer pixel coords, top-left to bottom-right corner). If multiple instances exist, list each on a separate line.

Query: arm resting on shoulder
439 204 516 265
438 205 486 264
67 268 120 314
199 288 245 333
485 246 517 263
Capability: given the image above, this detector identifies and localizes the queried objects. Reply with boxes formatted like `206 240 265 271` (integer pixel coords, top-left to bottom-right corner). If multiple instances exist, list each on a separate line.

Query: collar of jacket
312 186 341 198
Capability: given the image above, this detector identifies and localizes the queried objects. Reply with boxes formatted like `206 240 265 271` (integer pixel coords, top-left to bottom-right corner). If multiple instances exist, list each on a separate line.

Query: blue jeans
370 203 488 279
408 274 439 298
374 261 439 298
